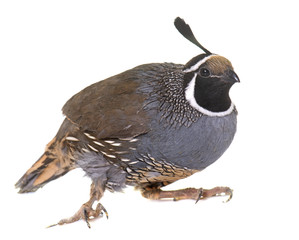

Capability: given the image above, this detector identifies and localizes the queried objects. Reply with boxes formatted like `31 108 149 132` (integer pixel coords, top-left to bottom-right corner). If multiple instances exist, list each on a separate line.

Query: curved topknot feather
174 17 212 55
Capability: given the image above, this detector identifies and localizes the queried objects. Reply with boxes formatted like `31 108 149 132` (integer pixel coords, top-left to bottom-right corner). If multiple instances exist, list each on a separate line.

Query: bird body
16 17 240 227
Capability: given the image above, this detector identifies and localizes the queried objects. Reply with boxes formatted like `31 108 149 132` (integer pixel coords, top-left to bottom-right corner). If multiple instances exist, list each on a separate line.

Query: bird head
174 17 240 116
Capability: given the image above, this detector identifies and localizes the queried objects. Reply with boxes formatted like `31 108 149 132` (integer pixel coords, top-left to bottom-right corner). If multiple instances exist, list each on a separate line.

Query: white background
1 0 298 239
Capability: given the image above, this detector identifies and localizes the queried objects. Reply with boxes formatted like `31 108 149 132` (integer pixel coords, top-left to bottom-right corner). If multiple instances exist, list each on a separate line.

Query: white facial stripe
183 54 215 73
185 74 197 108
185 74 234 117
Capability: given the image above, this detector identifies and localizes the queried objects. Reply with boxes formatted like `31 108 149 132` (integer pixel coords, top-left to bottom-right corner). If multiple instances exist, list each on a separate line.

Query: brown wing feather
62 67 151 139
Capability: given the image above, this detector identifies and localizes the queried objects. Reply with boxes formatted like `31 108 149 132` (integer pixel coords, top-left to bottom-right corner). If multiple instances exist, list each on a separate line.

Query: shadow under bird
16 17 240 227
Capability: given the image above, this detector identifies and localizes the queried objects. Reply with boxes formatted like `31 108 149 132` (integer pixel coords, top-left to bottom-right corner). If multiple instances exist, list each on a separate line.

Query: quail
16 17 240 227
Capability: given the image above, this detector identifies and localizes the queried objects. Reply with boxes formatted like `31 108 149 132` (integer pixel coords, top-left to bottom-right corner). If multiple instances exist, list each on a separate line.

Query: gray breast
135 112 237 170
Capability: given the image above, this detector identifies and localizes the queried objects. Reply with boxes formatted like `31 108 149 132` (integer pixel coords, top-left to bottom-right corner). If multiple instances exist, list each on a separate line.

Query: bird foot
48 202 108 228
142 186 233 203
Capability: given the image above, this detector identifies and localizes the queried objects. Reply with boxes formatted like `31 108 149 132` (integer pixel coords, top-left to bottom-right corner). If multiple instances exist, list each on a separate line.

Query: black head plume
174 17 212 55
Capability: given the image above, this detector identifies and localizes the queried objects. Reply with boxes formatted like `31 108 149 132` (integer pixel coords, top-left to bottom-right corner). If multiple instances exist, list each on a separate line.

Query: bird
15 17 240 228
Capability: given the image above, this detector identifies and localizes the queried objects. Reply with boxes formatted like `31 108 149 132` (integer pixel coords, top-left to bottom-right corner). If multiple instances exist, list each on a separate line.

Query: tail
15 138 75 193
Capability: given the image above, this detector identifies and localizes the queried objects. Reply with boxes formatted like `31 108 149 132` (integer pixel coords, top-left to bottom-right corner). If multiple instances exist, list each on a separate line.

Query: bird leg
141 186 233 203
48 181 108 228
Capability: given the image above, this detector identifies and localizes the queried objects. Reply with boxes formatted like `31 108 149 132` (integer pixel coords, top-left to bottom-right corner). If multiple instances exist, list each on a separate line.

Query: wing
62 66 152 139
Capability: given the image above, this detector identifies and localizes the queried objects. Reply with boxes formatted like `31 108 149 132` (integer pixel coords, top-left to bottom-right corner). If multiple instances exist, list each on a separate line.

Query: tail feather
16 139 74 193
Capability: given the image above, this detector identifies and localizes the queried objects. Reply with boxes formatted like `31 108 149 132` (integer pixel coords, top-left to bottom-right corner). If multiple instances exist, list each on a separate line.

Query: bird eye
200 68 210 77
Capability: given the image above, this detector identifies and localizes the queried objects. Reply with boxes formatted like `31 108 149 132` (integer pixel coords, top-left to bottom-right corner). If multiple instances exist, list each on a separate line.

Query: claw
97 203 109 219
46 202 108 228
222 188 233 203
195 188 203 204
46 223 58 228
84 208 91 228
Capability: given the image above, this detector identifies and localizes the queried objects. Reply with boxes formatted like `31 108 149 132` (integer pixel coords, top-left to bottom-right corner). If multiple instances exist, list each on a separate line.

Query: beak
226 70 240 83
